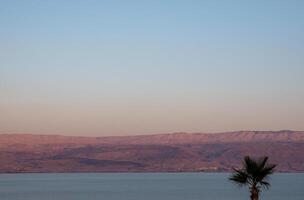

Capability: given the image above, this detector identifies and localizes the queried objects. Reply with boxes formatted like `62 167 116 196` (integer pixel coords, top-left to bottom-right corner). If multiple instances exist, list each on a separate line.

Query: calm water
0 173 303 200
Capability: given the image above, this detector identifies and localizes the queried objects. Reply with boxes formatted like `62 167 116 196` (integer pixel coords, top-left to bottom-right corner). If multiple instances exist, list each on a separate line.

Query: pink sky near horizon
1 1 304 136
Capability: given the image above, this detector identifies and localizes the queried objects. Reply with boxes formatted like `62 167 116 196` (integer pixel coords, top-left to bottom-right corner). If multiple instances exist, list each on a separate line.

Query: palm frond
229 168 248 187
229 155 277 196
257 157 268 169
260 180 271 190
244 156 258 176
256 163 277 182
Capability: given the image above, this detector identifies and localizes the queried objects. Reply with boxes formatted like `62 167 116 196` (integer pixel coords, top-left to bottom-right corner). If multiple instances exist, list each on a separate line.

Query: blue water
0 173 303 200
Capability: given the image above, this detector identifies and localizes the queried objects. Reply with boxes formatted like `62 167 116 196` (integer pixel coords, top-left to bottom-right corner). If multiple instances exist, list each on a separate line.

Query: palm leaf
256 163 277 182
244 156 258 176
229 168 248 187
260 180 271 189
257 157 268 170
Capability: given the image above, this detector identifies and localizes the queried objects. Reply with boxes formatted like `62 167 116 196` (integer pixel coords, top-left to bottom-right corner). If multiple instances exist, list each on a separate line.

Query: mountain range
0 130 303 173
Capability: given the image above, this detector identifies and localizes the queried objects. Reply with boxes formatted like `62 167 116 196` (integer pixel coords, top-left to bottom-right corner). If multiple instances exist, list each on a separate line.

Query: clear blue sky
1 0 304 136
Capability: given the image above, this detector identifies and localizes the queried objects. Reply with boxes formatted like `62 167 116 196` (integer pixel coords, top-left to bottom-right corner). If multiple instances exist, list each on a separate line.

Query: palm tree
229 156 277 200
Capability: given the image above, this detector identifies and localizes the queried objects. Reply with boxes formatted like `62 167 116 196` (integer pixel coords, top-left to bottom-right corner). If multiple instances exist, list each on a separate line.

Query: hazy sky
1 0 304 136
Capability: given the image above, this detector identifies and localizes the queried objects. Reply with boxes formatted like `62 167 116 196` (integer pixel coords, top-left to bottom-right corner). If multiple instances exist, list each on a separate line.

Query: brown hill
0 130 303 173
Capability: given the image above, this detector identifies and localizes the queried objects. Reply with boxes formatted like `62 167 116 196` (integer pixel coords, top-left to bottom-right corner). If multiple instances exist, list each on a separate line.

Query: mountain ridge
0 130 303 145
0 130 303 173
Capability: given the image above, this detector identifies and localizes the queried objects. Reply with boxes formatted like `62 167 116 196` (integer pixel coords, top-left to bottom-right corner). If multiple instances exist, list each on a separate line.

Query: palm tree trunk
250 186 259 200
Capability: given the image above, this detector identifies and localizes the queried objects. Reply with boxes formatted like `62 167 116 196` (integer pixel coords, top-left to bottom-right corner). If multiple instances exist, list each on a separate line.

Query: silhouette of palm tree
229 156 277 200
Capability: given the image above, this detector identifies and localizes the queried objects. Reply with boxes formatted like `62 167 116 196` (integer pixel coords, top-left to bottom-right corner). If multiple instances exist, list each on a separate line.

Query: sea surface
0 173 303 200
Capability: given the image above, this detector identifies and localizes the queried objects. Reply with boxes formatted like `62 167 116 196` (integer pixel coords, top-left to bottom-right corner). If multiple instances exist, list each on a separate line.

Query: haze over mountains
0 130 303 173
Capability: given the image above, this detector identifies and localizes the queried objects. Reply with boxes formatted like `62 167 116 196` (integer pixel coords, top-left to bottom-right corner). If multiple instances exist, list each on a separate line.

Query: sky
0 0 304 136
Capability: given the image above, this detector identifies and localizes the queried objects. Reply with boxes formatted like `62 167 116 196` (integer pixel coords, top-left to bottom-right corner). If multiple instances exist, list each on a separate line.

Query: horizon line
0 129 301 138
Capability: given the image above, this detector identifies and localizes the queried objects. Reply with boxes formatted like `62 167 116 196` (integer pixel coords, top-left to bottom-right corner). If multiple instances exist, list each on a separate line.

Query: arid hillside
0 130 303 173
